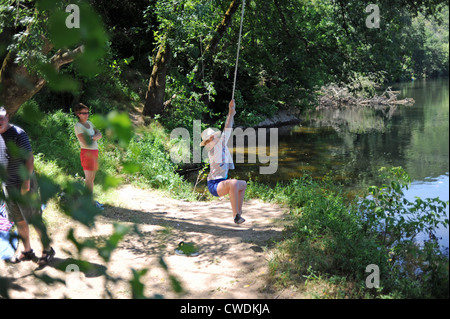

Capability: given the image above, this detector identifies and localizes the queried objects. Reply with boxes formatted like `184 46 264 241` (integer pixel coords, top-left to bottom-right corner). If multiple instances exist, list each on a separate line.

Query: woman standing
74 103 103 209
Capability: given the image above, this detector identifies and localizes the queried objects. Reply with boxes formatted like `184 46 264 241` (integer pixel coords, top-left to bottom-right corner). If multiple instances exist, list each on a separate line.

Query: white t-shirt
74 121 98 150
206 128 234 181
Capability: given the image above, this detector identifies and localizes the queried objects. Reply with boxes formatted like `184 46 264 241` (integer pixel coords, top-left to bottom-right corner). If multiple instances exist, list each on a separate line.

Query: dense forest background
1 0 448 130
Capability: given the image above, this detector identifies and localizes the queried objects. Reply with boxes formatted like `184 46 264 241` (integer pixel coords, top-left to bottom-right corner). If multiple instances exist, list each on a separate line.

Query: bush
247 168 449 298
14 99 194 201
125 124 195 200
15 102 81 176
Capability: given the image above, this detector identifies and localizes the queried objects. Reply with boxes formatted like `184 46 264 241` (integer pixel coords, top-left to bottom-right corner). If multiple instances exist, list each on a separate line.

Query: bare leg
238 183 246 214
217 179 247 218
16 220 32 253
84 170 97 193
33 221 51 252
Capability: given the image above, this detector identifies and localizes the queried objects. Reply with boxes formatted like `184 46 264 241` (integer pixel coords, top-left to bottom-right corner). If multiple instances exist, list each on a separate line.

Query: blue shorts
207 178 227 197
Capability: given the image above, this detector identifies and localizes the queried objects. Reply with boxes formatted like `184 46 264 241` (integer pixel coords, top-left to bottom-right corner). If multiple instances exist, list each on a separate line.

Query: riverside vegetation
1 0 449 299
6 99 449 299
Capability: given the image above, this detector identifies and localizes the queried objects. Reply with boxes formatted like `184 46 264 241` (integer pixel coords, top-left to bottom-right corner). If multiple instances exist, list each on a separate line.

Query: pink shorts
80 149 99 171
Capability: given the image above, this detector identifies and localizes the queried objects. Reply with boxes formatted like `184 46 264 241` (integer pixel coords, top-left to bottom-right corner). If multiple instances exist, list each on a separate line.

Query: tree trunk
0 52 47 115
142 0 242 118
143 39 172 117
203 0 242 59
0 46 83 116
192 0 242 87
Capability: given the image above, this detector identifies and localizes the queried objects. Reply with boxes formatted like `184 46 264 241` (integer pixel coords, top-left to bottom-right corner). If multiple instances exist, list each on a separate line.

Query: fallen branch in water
316 84 415 110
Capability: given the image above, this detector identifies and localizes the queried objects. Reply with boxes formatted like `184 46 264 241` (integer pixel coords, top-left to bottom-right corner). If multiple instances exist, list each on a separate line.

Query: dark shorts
3 173 42 223
207 178 227 197
80 149 99 171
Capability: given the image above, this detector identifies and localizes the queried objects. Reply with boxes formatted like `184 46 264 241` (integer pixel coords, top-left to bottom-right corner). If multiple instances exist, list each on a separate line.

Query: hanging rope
232 0 246 101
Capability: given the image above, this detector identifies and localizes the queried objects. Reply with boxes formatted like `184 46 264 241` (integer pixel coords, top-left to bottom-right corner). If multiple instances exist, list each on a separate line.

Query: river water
230 78 449 248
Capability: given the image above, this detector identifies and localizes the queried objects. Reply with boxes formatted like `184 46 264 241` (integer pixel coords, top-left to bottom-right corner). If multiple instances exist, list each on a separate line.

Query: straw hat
200 128 221 146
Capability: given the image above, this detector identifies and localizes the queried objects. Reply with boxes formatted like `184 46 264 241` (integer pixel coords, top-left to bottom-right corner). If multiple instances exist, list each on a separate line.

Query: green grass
14 99 195 202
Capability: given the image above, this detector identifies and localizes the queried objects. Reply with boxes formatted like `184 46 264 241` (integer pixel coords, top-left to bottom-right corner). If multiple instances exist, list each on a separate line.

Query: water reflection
232 78 448 186
230 78 449 247
403 174 449 249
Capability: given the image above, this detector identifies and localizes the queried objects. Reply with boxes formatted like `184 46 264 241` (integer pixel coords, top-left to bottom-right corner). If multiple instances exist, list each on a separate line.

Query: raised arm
224 100 236 130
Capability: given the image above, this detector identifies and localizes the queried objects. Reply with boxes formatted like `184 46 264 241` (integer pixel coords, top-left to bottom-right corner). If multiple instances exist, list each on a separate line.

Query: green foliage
249 177 388 292
91 111 134 148
15 102 81 175
358 167 449 298
0 0 109 96
3 0 448 128
409 7 449 78
2 0 449 299
248 167 449 298
159 75 213 132
359 167 448 244
2 102 189 298
176 241 198 256
125 124 195 200
14 99 195 200
138 0 449 129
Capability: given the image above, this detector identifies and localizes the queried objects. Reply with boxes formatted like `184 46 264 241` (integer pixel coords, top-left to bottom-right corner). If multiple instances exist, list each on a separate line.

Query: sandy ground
1 184 304 299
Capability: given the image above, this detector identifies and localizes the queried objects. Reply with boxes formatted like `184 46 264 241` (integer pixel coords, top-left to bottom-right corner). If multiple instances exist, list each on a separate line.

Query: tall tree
143 0 243 118
0 45 83 116
0 0 108 115
202 0 241 61
144 34 172 117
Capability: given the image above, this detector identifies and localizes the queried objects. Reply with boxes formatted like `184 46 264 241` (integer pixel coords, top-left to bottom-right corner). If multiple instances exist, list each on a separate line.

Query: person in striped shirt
0 106 55 265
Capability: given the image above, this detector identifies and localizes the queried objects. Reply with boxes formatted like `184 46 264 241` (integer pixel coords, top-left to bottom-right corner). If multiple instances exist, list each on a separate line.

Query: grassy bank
15 100 196 203
246 172 449 299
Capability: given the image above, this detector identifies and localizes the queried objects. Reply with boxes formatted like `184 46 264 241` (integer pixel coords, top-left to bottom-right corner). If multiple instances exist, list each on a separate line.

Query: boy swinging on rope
200 100 246 225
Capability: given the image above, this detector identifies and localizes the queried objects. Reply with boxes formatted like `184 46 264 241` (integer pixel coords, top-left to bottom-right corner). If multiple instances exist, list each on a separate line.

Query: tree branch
203 0 241 59
0 45 84 115
51 46 84 70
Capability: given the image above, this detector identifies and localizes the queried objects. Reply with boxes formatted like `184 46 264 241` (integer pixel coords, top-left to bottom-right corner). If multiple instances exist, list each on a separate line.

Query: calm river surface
231 78 449 248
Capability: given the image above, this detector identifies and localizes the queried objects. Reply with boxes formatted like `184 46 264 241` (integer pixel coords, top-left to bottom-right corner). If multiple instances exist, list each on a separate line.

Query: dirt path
1 184 303 299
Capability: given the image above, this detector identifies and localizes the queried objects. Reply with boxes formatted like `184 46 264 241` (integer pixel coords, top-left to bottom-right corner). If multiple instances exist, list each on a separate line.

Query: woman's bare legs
216 179 247 218
84 170 97 193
